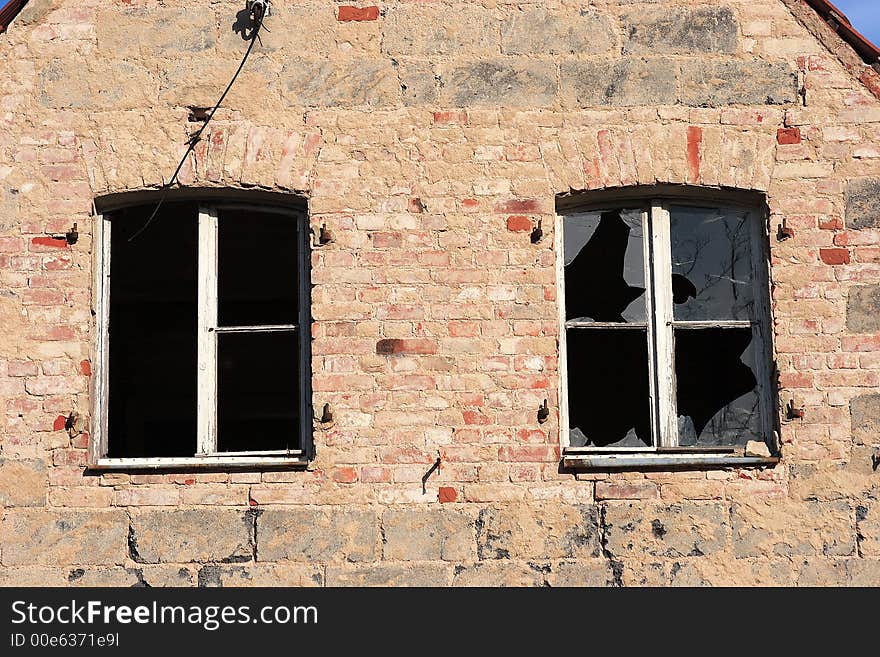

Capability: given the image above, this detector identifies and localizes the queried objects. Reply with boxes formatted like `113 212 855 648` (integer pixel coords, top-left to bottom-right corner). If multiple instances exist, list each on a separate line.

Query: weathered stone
440 60 557 107
281 59 399 107
383 6 497 55
0 459 47 506
258 508 378 562
139 566 197 587
38 59 91 109
476 504 600 560
731 500 854 558
788 447 879 500
67 567 147 587
0 567 67 586
161 58 275 111
857 499 880 557
851 394 880 446
326 563 449 586
846 178 880 229
796 559 850 586
96 8 215 58
668 557 798 586
560 58 677 107
398 62 438 106
847 285 880 332
15 0 55 26
549 560 614 587
197 564 323 587
679 59 798 106
603 502 728 559
745 440 771 458
846 559 880 585
129 510 253 564
453 561 546 587
623 6 738 54
501 9 615 55
0 510 127 565
383 509 475 561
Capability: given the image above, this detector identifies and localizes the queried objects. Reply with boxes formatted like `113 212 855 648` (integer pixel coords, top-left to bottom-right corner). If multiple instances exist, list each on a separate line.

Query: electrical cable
128 10 266 242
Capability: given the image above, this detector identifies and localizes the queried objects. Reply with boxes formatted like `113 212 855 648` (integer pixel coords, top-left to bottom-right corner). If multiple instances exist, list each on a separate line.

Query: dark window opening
562 200 772 453
108 203 198 458
101 200 311 462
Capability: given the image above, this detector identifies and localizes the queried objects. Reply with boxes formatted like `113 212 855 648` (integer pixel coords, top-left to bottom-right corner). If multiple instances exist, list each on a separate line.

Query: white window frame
556 198 779 469
89 203 312 470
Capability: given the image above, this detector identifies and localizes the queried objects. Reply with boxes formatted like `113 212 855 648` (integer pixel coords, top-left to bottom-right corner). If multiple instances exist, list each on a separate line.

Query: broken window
91 201 312 467
558 201 774 458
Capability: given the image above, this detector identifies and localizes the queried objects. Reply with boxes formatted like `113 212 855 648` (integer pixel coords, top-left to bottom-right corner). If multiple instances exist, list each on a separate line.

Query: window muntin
91 202 312 468
558 200 774 455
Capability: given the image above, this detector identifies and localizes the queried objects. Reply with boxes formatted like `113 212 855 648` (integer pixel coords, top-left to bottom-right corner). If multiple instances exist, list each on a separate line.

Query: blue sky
834 0 880 46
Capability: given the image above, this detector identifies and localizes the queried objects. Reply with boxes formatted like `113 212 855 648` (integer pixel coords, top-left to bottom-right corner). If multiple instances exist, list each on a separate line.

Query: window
90 200 312 468
556 193 777 468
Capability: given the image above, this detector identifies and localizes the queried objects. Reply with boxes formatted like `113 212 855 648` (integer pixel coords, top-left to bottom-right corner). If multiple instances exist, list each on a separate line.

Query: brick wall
0 0 878 586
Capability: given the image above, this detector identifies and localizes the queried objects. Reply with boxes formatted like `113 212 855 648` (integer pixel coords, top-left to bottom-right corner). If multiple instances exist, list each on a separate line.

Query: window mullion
90 214 111 464
554 213 571 450
650 203 678 448
197 206 219 456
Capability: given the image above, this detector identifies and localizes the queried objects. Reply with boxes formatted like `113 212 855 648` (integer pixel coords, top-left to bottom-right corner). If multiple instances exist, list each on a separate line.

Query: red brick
494 199 541 214
30 236 68 250
777 127 802 145
686 125 702 183
376 338 438 355
337 5 379 21
819 248 850 265
331 467 358 483
433 111 468 125
438 486 458 503
79 360 91 376
506 215 533 232
818 216 843 230
462 410 492 425
53 414 67 431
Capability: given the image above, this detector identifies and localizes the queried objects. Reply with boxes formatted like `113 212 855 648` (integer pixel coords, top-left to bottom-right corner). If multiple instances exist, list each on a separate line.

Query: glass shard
218 210 299 327
675 327 761 446
670 206 754 321
564 209 646 323
217 331 299 452
566 328 652 448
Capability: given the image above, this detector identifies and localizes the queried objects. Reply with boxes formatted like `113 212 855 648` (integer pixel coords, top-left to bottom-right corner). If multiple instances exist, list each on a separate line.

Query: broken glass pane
675 327 761 447
218 209 299 327
564 209 646 323
108 203 198 458
217 331 299 452
670 206 753 321
567 328 652 448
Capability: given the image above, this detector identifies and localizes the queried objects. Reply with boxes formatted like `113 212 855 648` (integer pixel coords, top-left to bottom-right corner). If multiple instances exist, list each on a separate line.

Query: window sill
562 451 780 471
89 455 309 472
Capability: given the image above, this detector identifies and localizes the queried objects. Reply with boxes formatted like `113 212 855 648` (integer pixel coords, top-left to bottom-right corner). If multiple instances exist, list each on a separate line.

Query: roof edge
804 0 880 66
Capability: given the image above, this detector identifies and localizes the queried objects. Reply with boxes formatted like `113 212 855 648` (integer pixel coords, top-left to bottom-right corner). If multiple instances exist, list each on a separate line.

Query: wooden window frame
89 203 313 471
556 196 780 470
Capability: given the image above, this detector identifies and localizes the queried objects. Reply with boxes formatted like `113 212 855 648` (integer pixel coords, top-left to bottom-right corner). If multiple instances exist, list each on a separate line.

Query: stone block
501 9 615 55
383 5 497 55
452 561 546 587
731 500 854 558
281 59 399 107
383 509 476 561
679 59 797 106
623 6 738 54
197 564 324 587
0 510 127 566
851 394 880 445
439 59 556 107
549 560 614 587
846 178 880 229
476 504 600 560
847 286 880 332
129 510 253 564
603 502 728 559
258 508 378 562
560 58 676 107
326 563 449 586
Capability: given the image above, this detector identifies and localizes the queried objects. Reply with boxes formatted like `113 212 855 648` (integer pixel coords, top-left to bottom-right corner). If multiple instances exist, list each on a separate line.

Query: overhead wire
128 9 266 242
